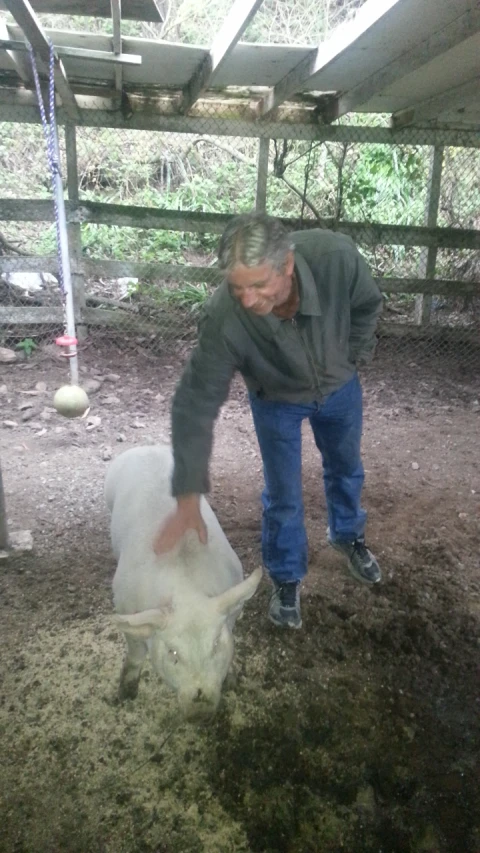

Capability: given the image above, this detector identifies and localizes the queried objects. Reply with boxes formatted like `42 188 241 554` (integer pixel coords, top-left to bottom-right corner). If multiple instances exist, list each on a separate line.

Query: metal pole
0 460 10 551
51 121 79 385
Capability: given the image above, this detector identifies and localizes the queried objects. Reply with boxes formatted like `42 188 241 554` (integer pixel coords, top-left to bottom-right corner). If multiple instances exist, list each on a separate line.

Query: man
154 213 383 630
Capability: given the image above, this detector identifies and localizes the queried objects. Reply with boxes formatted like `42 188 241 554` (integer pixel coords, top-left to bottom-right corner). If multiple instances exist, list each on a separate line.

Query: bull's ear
113 601 173 638
214 567 263 617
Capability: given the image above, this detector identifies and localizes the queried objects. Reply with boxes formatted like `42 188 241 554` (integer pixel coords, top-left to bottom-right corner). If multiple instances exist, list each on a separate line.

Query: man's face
227 252 295 315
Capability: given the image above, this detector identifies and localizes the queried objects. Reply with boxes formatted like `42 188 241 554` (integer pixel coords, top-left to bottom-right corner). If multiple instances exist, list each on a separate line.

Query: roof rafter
0 17 32 84
392 75 480 127
257 0 402 118
179 0 265 114
2 0 80 120
111 0 123 93
329 5 480 121
0 0 163 22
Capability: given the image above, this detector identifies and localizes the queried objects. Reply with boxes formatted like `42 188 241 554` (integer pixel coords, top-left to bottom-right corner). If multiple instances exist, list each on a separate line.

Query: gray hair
218 213 294 273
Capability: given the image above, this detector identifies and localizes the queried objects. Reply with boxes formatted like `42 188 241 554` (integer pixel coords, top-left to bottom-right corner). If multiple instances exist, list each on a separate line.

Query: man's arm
154 303 238 554
348 249 383 366
171 306 238 496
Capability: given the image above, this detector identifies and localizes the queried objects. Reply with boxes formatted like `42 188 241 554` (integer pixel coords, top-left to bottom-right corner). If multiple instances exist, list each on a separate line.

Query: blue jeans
249 374 367 584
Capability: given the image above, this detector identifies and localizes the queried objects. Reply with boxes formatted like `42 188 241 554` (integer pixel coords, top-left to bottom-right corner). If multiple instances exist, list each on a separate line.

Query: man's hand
153 493 208 555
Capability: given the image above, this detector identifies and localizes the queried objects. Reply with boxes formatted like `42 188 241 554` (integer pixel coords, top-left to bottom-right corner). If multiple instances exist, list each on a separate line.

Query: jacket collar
295 251 322 317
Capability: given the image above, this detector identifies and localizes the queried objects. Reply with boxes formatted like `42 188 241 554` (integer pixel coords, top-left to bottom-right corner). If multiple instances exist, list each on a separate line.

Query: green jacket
171 229 383 495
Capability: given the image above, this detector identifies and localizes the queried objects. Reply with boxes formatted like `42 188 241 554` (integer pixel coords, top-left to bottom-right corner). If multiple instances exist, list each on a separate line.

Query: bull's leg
118 637 148 700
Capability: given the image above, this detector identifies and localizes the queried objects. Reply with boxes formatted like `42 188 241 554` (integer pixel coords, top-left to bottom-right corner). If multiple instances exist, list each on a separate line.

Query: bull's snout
180 687 220 722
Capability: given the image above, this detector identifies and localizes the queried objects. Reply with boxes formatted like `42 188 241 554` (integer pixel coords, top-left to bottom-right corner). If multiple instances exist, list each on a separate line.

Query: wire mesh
0 110 479 374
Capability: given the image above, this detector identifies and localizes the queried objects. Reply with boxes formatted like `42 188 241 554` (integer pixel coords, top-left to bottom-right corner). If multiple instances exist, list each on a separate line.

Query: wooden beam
258 0 402 117
0 305 478 347
392 76 480 128
0 19 32 84
1 199 479 251
180 0 265 113
111 0 123 94
0 39 142 65
1 256 478 298
2 0 80 120
0 0 164 21
1 86 480 147
332 6 480 120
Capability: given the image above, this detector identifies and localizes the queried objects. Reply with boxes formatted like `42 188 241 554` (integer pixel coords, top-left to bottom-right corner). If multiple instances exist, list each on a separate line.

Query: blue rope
27 40 65 295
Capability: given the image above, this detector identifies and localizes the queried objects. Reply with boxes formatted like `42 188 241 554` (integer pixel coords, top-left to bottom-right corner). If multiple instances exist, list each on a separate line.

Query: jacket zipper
291 317 321 391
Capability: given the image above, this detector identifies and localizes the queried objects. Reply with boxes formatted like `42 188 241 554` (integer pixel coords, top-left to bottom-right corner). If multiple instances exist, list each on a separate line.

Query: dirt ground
0 335 479 853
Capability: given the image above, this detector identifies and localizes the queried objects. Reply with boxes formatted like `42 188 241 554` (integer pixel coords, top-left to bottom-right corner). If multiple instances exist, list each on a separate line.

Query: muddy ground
0 335 479 853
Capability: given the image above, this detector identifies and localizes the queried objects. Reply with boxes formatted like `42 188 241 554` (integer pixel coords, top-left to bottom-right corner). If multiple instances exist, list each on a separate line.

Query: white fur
105 445 261 719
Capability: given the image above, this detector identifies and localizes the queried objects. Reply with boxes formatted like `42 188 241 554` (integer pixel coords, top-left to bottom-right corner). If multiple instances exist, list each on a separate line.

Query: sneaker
327 529 381 585
268 580 302 629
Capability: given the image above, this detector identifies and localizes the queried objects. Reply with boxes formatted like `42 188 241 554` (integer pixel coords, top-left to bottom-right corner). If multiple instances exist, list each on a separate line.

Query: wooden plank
1 255 478 297
332 5 480 119
2 200 479 251
180 0 265 113
255 137 269 213
258 0 402 117
0 0 164 21
0 39 142 64
2 0 80 120
0 305 478 347
392 76 480 127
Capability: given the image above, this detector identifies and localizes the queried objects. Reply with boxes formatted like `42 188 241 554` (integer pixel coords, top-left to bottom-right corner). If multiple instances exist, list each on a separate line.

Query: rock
0 347 16 363
116 433 126 443
19 401 34 411
101 395 121 406
21 409 38 422
35 428 47 437
3 420 17 428
82 378 103 395
40 410 52 421
458 512 468 520
35 381 47 393
411 462 420 470
0 385 7 394
132 420 146 429
105 373 121 382
86 415 102 431
27 421 44 430
1 272 55 293
102 446 113 461
155 393 166 403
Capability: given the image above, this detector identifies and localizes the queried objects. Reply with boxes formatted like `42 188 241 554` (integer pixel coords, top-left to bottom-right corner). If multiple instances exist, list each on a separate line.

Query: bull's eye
168 648 179 664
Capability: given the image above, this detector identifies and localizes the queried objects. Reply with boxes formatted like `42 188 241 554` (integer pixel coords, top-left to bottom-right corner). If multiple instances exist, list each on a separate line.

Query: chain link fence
0 113 479 377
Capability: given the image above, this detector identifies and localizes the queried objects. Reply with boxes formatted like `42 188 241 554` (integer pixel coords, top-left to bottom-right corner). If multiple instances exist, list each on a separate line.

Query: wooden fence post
415 145 444 325
255 137 269 213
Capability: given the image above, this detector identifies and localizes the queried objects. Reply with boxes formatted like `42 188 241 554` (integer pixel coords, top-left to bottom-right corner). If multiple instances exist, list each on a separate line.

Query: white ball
53 384 90 419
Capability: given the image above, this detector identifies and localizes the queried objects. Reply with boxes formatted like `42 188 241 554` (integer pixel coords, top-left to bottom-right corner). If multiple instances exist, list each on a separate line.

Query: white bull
105 445 262 720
